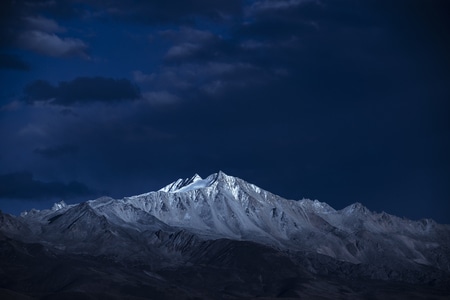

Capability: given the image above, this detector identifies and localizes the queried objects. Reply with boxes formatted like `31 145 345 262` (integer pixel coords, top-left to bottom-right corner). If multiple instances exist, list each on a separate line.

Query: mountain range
1 171 449 299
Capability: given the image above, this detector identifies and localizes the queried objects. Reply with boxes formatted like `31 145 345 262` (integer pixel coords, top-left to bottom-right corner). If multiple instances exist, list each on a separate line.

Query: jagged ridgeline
1 171 449 299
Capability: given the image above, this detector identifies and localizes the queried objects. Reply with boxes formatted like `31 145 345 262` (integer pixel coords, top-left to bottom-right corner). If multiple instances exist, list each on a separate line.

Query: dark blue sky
1 0 449 223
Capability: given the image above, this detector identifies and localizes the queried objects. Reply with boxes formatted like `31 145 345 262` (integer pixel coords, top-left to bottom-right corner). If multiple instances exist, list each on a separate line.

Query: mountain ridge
1 171 449 299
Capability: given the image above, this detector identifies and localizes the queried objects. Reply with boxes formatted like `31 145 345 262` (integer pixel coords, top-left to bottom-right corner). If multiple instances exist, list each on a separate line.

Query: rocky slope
1 171 449 299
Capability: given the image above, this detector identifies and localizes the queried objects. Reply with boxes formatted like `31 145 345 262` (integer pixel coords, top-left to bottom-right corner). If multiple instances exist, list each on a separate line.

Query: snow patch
52 200 67 211
173 178 212 193
159 174 205 193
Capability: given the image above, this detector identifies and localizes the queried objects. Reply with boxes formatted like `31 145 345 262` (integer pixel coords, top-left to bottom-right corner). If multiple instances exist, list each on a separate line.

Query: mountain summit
1 172 449 299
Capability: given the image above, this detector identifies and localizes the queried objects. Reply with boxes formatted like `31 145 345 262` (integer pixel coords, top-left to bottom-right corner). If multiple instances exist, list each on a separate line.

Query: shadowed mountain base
0 234 448 299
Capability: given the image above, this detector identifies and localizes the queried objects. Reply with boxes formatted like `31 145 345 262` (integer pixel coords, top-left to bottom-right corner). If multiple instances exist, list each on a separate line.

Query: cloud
33 144 78 159
0 171 95 200
0 100 23 112
23 15 65 33
16 30 89 58
239 1 322 41
132 70 155 83
140 60 272 99
142 91 180 105
160 27 233 62
59 108 78 116
146 26 274 96
165 43 202 60
95 0 242 24
24 77 141 105
1 0 243 34
0 1 89 58
0 53 30 70
16 14 88 59
23 79 56 102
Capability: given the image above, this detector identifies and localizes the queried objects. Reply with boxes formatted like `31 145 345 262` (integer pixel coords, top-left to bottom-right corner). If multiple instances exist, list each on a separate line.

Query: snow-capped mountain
1 171 449 299
125 171 450 267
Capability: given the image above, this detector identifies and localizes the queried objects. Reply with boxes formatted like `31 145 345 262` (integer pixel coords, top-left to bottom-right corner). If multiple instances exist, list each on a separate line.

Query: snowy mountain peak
159 173 213 193
213 170 235 183
157 171 239 194
52 200 67 211
158 174 202 192
192 173 202 181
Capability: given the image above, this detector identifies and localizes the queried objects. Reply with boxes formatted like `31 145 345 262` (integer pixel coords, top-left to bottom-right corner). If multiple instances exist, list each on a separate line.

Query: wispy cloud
23 15 66 33
17 30 89 58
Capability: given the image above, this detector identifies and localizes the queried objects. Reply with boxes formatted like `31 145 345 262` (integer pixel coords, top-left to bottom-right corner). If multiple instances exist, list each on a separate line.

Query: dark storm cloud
0 53 30 70
137 25 280 97
0 0 89 58
135 0 387 130
143 2 359 98
23 80 56 102
0 172 94 200
33 144 78 159
24 77 141 105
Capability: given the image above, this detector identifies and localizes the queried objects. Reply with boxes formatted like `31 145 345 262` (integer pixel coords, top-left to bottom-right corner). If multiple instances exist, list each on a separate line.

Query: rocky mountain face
1 172 449 299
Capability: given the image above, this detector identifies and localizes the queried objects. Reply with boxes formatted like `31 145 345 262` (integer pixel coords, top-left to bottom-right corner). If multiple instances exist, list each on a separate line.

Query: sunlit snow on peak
171 177 215 193
158 171 232 193
52 200 67 211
